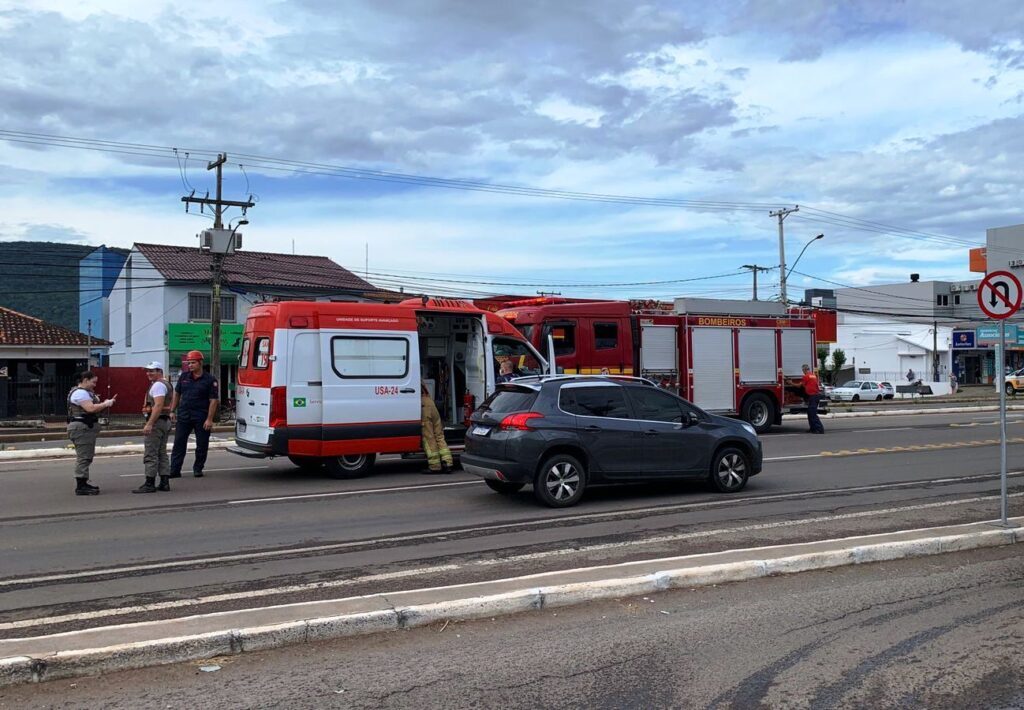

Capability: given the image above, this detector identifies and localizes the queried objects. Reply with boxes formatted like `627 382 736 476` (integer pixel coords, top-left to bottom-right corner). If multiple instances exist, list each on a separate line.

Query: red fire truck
496 298 826 433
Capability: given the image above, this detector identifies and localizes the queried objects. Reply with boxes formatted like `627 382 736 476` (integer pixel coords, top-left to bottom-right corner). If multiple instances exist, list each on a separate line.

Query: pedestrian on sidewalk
420 383 453 474
802 364 825 434
66 370 116 495
168 350 219 479
134 362 173 494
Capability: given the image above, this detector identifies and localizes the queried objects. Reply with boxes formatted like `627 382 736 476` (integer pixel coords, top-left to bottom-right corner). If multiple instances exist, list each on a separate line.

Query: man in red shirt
802 364 825 434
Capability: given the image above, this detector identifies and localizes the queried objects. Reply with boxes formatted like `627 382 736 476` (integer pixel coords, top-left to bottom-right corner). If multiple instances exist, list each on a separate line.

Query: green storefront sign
168 323 244 358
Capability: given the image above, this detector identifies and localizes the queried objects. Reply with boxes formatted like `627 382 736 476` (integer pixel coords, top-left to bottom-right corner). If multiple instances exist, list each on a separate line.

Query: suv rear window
560 386 630 418
481 387 538 414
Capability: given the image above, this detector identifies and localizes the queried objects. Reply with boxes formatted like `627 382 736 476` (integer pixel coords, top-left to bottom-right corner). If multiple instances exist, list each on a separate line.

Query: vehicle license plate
472 426 491 436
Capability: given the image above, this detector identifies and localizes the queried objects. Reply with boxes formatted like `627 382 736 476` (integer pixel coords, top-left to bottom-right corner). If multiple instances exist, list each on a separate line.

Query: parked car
878 381 896 399
461 376 763 508
1005 368 1024 396
830 380 886 402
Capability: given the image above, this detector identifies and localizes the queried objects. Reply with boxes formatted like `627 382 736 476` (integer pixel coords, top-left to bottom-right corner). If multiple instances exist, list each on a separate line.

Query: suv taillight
269 386 287 429
499 412 544 430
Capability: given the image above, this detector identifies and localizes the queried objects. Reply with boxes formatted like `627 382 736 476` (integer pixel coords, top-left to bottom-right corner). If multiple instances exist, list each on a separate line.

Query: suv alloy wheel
534 453 587 507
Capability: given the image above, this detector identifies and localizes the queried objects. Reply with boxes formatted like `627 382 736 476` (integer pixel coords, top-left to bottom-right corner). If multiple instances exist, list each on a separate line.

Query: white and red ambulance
231 298 545 477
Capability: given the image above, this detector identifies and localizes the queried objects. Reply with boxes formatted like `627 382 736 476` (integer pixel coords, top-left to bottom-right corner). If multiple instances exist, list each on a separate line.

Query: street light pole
785 233 825 298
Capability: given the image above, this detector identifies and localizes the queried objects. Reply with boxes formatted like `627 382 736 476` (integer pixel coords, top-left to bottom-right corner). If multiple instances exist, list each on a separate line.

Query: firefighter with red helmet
168 350 219 478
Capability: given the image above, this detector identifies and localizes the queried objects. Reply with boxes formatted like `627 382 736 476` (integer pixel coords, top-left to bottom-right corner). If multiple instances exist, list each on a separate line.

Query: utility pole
87 319 93 367
741 265 771 301
769 206 799 304
181 153 255 416
933 320 940 382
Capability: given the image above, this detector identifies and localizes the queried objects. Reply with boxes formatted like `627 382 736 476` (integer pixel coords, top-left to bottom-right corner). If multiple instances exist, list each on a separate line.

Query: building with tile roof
0 306 111 418
107 243 399 392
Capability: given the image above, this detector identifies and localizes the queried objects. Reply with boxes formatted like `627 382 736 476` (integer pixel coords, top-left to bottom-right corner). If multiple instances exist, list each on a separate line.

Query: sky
1 0 1023 301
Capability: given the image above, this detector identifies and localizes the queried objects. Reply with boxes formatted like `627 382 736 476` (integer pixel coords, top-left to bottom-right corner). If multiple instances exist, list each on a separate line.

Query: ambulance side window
239 338 251 369
254 338 270 369
331 336 409 378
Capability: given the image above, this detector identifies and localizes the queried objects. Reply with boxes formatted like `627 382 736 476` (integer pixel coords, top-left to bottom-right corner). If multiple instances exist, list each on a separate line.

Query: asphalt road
1 409 1022 638
2 545 1020 709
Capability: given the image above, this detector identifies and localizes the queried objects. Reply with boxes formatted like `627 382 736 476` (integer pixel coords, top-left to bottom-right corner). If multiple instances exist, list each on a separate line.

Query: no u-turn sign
978 270 1022 320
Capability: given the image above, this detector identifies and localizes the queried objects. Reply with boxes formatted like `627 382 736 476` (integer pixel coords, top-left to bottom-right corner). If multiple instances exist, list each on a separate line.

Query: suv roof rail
505 374 657 387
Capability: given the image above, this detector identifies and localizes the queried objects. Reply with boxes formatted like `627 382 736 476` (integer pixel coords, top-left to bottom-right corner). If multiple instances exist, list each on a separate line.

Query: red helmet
185 350 205 361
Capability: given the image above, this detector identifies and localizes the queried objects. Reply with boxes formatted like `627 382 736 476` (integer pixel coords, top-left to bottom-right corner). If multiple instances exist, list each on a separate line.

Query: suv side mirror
679 411 699 428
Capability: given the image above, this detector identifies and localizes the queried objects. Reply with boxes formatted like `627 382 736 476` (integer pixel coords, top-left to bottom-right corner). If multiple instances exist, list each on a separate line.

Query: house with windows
106 243 393 397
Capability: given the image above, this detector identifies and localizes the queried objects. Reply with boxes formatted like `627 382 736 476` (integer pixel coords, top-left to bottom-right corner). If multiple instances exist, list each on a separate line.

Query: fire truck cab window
543 323 576 356
594 322 618 350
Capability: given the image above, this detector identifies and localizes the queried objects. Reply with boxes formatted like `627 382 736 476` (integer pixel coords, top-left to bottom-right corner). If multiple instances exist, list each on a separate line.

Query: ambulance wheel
325 453 376 479
288 456 322 473
741 393 775 434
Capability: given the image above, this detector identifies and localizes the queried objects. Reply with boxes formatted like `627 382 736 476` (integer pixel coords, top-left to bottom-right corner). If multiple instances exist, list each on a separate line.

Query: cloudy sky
1 0 1023 300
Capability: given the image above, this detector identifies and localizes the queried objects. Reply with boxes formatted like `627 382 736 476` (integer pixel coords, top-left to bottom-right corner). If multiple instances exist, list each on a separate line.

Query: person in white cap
134 361 173 494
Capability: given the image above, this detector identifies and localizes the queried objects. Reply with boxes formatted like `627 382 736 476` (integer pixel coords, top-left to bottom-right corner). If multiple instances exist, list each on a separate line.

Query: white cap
144 361 164 371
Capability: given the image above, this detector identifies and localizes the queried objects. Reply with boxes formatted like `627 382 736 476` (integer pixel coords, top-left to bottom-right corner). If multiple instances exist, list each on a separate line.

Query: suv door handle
400 388 416 394
583 425 602 432
643 429 659 437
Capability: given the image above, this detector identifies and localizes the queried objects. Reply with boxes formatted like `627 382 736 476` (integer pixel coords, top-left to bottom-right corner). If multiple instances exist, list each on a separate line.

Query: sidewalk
2 517 1019 688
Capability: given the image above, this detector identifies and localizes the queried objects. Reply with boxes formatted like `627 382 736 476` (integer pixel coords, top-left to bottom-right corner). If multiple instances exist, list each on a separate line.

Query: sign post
978 270 1023 527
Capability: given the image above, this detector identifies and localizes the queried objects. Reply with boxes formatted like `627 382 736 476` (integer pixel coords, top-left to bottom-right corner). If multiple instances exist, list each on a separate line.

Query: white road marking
5 491 1021 632
3 472 1020 589
118 466 269 478
228 480 480 504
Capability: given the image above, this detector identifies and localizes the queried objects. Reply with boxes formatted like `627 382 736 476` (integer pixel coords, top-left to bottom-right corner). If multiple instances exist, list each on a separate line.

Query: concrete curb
0 440 234 461
2 518 1020 688
784 403 1024 421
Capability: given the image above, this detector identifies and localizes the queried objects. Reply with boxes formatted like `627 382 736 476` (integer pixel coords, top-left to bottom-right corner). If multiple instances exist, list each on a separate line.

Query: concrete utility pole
769 206 800 304
741 265 771 301
933 320 940 382
181 153 255 415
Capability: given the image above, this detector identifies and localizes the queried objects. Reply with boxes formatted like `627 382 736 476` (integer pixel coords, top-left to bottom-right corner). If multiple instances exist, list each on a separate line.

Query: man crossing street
169 350 219 479
802 363 825 434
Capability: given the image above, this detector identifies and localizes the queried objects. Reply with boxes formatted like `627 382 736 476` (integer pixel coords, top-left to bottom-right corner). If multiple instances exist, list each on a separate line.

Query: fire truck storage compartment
781 329 814 377
417 313 486 429
691 327 735 411
737 328 777 383
640 324 678 373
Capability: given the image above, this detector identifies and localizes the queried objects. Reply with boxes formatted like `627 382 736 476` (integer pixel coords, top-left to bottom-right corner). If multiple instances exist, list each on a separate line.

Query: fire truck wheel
740 393 775 434
325 453 376 479
288 456 323 472
485 479 525 495
709 447 750 493
533 454 586 508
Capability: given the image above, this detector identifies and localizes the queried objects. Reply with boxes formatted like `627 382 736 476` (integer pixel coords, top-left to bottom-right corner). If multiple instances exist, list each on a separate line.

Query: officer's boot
133 477 157 494
157 476 171 492
75 478 99 496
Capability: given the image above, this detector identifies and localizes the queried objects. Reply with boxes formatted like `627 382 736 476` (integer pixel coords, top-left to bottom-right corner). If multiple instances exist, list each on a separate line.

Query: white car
878 381 896 399
830 380 886 402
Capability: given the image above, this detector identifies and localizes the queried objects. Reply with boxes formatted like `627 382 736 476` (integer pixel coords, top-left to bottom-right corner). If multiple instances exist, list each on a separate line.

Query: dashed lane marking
817 438 1024 458
4 491 1022 633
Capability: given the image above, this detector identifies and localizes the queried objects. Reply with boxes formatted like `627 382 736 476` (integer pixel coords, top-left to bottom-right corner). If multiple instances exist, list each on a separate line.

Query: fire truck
231 298 545 477
496 297 827 433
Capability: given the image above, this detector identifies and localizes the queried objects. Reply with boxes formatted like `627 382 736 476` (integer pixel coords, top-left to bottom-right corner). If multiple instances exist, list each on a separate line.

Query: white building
832 314 952 391
108 243 392 393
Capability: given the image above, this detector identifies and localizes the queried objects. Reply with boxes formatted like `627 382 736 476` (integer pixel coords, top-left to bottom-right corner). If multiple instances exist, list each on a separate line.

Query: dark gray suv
462 377 763 507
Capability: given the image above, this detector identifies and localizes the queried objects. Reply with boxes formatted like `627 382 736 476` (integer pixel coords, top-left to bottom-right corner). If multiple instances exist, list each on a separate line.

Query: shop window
594 322 618 350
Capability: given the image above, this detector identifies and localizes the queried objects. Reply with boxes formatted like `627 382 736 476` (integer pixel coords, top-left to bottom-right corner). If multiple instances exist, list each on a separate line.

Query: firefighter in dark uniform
168 350 219 478
134 361 173 493
66 370 116 495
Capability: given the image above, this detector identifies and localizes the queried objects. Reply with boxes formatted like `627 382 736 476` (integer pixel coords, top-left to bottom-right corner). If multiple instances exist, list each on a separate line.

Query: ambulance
231 298 546 477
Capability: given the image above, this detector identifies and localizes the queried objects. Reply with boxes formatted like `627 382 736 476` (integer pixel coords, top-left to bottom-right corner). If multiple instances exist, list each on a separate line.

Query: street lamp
785 233 825 286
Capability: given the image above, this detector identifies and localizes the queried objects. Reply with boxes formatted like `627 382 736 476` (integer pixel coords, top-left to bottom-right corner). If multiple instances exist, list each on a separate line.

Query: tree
817 346 829 375
830 348 847 384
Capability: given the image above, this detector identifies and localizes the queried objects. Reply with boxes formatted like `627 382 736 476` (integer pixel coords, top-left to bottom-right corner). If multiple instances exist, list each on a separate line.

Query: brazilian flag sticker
293 397 307 408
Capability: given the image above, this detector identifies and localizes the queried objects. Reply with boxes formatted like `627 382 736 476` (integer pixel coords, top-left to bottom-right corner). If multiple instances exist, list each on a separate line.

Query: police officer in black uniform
168 350 219 478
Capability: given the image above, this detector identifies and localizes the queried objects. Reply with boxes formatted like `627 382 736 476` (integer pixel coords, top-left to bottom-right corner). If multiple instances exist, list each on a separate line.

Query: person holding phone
66 370 116 495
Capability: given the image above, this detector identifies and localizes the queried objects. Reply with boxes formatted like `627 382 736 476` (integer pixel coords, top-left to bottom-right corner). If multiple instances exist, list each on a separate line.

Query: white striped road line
5 492 1022 633
3 472 1020 589
119 466 269 477
228 480 479 504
